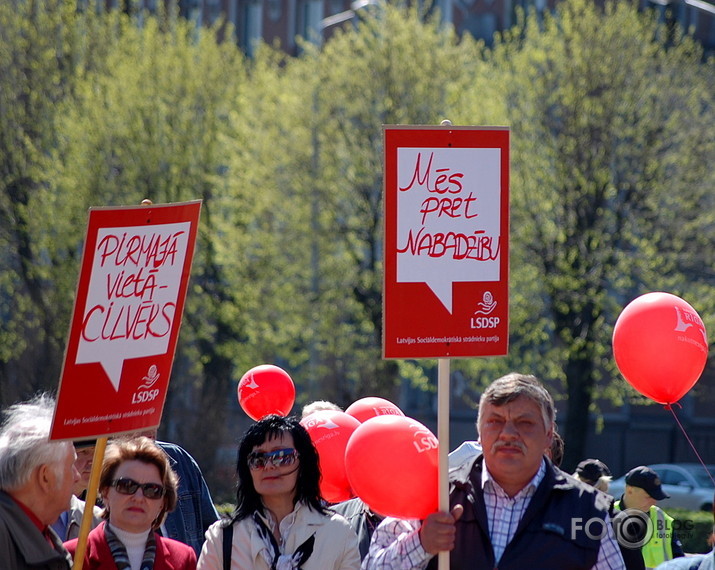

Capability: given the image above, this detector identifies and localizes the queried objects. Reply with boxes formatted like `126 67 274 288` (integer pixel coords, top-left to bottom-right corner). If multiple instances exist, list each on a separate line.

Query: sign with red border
51 201 201 440
383 126 509 359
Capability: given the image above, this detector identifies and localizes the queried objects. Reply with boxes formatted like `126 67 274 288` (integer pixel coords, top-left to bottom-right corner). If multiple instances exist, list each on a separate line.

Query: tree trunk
562 353 595 472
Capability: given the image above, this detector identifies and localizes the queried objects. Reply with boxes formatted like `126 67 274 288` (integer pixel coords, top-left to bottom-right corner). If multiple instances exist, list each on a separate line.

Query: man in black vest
363 373 626 569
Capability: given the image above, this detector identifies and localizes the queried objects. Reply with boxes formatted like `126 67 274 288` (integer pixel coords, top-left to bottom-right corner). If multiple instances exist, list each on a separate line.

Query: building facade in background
105 0 715 56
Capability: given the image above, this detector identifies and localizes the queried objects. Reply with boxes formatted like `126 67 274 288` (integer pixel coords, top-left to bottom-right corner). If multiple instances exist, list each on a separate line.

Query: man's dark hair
550 430 565 467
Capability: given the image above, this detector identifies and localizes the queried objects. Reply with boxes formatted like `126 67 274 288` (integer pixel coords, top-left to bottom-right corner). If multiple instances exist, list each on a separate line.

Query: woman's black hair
230 414 327 522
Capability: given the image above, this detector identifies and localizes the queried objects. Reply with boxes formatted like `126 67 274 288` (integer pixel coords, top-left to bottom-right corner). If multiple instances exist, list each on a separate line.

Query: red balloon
345 397 404 423
237 365 295 420
345 415 438 519
300 411 361 503
613 292 708 404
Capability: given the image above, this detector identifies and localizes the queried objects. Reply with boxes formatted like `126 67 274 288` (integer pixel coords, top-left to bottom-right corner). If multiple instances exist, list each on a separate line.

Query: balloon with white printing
345 396 404 423
237 364 295 420
345 415 438 519
301 410 360 503
613 292 708 404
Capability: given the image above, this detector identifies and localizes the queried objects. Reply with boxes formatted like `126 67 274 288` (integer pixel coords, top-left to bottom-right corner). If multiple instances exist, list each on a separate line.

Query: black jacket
427 455 614 570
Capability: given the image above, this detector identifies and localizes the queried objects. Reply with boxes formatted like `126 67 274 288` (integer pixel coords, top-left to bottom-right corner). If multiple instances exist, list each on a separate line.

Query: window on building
238 0 263 57
297 0 323 44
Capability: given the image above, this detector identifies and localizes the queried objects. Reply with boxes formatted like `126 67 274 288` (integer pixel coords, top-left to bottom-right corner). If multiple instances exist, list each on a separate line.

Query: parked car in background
607 463 715 511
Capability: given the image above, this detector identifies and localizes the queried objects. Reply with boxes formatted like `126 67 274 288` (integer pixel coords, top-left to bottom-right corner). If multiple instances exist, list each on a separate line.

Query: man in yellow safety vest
613 466 685 569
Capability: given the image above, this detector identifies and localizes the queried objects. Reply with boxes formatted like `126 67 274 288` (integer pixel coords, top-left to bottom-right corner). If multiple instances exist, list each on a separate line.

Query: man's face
478 395 553 489
47 445 80 523
625 485 657 512
74 446 95 495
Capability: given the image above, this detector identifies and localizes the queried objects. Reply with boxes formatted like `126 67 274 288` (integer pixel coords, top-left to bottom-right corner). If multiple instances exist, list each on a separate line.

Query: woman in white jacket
198 415 360 570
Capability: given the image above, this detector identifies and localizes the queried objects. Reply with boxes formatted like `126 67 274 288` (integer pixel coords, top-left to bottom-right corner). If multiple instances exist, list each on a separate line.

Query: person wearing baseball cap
613 466 684 569
626 466 670 502
574 459 613 492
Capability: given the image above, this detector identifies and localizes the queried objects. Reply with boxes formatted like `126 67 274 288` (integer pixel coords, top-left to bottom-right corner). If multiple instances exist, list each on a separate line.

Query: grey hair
477 373 556 432
300 400 342 419
0 394 72 491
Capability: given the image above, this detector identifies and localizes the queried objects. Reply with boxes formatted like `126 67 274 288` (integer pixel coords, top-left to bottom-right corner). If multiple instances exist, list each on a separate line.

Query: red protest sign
51 201 201 440
383 126 509 359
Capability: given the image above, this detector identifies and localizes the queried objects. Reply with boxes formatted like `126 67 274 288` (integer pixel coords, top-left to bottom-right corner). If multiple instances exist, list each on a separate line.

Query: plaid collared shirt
482 459 625 570
361 517 429 570
481 459 544 563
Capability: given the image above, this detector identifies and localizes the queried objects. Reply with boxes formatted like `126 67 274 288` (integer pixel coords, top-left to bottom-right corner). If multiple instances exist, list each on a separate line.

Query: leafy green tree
54 9 248 482
225 4 483 406
0 0 100 405
2 0 712 494
449 0 715 467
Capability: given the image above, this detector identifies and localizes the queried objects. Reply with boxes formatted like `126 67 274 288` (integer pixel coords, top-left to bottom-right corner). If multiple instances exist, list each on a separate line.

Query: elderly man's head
477 373 555 496
0 394 79 525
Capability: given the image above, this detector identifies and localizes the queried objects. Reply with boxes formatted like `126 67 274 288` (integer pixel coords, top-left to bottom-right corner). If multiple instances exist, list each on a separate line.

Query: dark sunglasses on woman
110 477 166 500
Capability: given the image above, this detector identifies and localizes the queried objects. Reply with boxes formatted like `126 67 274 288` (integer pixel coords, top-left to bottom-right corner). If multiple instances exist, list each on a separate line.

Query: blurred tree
0 0 100 405
53 9 247 484
227 3 482 405
449 0 715 467
1 0 712 494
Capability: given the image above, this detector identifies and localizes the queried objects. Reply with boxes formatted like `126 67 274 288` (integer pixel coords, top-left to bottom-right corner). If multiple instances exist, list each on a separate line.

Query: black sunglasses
110 477 166 500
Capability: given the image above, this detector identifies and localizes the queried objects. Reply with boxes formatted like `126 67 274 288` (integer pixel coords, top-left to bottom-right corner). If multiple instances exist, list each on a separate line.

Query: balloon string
665 403 715 487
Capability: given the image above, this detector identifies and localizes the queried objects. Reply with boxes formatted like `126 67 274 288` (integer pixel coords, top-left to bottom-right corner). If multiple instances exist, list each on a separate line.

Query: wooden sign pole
72 437 107 570
437 358 450 570
437 118 452 570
